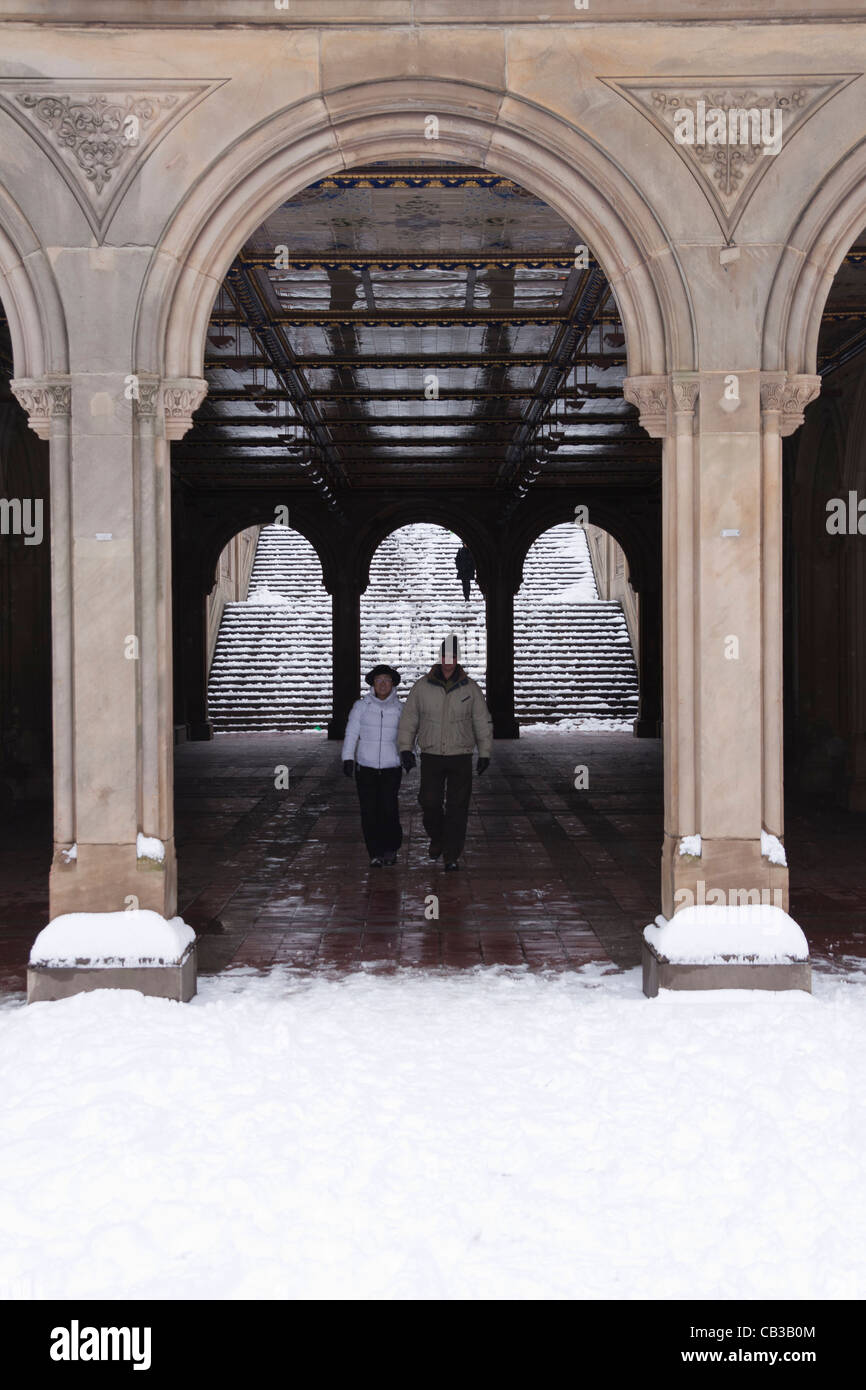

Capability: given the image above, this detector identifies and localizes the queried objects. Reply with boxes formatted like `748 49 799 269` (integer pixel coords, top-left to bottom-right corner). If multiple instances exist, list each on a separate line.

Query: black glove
400 751 416 773
476 757 489 776
343 760 354 778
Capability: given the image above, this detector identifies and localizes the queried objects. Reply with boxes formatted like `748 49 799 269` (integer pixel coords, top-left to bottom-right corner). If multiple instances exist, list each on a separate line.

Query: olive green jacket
397 664 493 759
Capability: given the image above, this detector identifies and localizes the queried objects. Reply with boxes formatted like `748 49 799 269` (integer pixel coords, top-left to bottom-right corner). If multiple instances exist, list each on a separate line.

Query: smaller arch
192 497 338 597
764 135 866 375
354 501 494 595
508 494 657 600
0 183 68 380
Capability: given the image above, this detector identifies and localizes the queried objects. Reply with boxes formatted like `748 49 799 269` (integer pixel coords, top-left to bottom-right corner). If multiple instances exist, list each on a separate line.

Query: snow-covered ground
1 963 864 1300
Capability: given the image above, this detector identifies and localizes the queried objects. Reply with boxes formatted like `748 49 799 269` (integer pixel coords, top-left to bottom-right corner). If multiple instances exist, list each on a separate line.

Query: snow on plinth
645 905 808 964
30 910 195 969
678 833 702 857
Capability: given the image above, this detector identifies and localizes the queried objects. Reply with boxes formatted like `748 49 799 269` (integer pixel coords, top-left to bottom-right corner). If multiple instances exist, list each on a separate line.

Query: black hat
365 664 401 687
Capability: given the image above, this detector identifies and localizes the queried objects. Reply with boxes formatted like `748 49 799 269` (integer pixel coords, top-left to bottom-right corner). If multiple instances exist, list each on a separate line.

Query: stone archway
136 83 693 384
127 83 691 908
0 186 71 858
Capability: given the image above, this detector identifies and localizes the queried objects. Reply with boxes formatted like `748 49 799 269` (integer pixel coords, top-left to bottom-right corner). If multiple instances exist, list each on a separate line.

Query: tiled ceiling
178 162 651 498
1 177 863 497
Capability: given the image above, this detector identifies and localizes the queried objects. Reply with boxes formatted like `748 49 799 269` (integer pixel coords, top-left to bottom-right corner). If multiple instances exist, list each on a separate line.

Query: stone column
484 565 520 738
11 372 206 921
328 575 361 740
625 370 819 929
633 580 662 738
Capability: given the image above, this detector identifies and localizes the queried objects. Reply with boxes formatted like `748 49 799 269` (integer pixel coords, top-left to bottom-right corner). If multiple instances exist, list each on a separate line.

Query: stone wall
206 526 261 676
585 524 639 658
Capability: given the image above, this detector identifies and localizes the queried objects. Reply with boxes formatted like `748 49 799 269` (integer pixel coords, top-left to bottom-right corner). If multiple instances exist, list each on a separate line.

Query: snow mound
543 581 599 604
761 829 787 866
245 584 291 607
678 834 702 857
30 910 195 969
136 833 165 863
645 905 808 964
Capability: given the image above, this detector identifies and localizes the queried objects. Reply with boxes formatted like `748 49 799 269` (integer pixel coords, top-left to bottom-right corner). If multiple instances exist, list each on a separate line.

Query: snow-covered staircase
207 527 332 732
207 522 639 731
514 526 639 724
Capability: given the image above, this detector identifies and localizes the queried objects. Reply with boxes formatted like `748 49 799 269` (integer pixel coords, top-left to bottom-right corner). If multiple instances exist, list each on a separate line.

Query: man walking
397 635 492 871
454 544 475 601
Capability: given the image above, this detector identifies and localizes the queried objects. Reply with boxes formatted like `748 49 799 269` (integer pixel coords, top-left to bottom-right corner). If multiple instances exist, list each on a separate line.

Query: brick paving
1 731 864 994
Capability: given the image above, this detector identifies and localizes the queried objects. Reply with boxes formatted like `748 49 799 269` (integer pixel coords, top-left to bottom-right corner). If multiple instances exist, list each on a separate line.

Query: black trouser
355 765 403 858
419 753 473 861
459 575 471 599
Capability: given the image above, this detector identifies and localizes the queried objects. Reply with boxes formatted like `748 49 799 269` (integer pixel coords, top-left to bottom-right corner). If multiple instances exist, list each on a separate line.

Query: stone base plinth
49 841 177 918
27 943 197 1003
642 938 811 998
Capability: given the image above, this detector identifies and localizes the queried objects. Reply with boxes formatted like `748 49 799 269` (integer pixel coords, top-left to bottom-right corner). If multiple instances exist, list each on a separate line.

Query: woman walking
341 664 406 867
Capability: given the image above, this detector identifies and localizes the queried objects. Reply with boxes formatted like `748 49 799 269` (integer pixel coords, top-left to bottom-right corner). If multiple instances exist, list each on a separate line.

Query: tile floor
1 732 863 994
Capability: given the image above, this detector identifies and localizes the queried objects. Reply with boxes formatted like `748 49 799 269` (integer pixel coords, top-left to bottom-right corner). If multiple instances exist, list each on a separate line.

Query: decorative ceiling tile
0 78 227 240
601 74 860 238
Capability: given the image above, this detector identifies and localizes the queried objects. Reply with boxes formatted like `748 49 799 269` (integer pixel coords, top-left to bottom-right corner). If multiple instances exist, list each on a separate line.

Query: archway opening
204 523 333 734
783 220 866 969
0 289 52 991
361 523 486 693
514 521 639 731
170 155 663 968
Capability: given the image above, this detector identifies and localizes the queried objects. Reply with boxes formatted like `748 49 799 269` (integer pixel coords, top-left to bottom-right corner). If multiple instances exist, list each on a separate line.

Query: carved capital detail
671 374 700 415
10 376 72 439
162 377 208 440
134 376 161 419
623 374 668 438
761 372 821 436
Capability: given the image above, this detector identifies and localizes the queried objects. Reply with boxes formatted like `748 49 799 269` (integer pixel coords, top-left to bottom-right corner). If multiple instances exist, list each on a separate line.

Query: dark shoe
381 853 397 866
370 856 384 868
428 842 443 859
444 860 460 872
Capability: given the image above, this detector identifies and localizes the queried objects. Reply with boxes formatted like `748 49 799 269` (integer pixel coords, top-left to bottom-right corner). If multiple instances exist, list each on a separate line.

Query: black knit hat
365 664 401 687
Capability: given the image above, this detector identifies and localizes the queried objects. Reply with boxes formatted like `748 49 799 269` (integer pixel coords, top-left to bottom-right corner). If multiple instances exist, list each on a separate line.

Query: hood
367 687 401 706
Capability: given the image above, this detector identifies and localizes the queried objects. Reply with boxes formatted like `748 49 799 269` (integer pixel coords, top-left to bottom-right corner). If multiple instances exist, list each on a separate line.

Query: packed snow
645 906 809 963
761 829 788 866
678 834 702 857
245 584 291 607
29 911 195 969
136 833 165 863
1 962 864 1300
520 716 634 733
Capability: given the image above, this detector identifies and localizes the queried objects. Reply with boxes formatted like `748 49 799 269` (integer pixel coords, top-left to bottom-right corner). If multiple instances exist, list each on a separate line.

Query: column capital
623 374 668 438
9 375 72 439
133 374 162 419
161 376 208 440
671 373 700 432
760 371 821 436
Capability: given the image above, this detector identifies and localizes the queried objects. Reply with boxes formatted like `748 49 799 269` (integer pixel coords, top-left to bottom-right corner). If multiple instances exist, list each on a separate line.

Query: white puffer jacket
341 688 403 769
